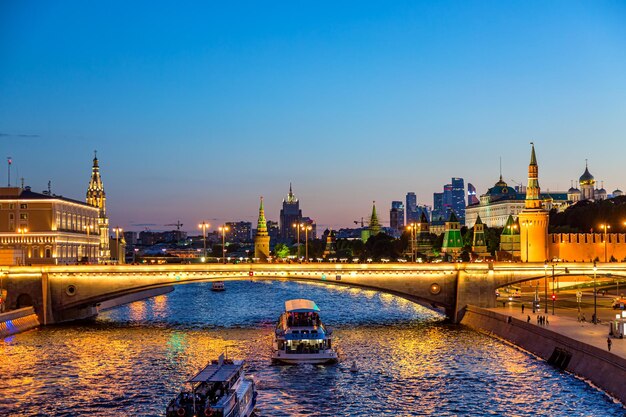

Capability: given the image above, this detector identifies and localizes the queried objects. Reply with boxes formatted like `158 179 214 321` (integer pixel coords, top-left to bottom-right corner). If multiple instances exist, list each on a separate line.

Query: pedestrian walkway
489 303 626 359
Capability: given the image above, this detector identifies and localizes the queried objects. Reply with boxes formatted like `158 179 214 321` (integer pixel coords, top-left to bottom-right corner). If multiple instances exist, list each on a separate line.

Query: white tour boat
211 281 225 292
272 299 337 364
166 354 256 417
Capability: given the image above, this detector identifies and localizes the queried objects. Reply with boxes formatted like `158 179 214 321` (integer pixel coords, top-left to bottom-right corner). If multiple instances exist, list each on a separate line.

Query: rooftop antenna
20 177 24 189
48 180 52 194
499 156 502 180
7 157 12 186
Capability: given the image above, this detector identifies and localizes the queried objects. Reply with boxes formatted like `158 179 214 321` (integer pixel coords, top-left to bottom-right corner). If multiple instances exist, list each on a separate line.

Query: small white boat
272 299 337 365
212 281 225 292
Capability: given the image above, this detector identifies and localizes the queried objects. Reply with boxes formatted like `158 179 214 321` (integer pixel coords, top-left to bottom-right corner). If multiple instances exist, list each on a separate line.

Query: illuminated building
499 215 520 259
433 178 466 226
86 152 110 262
390 201 405 230
441 211 463 256
0 186 100 265
518 143 549 262
254 197 270 261
226 221 252 243
471 215 488 257
279 183 302 242
467 183 479 205
322 229 336 257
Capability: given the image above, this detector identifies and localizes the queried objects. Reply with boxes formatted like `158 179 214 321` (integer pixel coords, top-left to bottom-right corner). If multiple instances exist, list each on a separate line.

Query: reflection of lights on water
151 294 169 319
129 301 147 321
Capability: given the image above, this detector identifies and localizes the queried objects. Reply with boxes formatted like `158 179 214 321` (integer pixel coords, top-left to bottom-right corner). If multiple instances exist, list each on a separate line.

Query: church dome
568 186 581 194
579 166 595 185
614 189 624 197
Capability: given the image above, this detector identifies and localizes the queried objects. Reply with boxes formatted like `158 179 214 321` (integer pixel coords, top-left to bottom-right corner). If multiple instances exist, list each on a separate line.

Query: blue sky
1 1 625 231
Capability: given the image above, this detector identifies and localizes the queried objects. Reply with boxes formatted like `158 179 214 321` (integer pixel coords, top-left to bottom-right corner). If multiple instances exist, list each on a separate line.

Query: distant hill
549 196 626 233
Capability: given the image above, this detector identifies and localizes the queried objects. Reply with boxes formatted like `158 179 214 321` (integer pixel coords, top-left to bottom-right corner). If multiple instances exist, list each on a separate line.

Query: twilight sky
1 1 625 232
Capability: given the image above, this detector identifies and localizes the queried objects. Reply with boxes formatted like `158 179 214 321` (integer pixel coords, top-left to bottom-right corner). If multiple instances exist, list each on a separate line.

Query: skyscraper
450 178 465 225
390 201 405 230
406 192 417 224
279 183 302 242
467 183 479 205
432 178 465 225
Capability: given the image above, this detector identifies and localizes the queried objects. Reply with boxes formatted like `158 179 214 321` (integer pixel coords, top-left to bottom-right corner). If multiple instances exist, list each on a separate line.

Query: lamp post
593 261 598 324
406 223 416 262
600 224 611 262
83 224 93 263
198 221 210 261
301 224 312 262
552 264 556 316
292 222 302 260
17 227 28 265
543 260 548 314
113 227 123 263
218 225 229 264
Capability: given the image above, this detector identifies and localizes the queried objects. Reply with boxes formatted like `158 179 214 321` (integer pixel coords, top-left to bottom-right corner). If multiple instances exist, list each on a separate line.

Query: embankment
461 305 626 404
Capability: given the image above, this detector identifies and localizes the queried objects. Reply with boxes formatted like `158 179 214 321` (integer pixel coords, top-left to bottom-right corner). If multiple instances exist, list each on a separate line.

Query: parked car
612 298 626 310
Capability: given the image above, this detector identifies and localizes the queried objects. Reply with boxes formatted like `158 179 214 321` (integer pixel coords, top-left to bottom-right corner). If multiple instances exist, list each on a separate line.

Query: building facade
390 201 405 230
226 221 252 243
0 187 101 265
86 153 110 262
279 184 302 242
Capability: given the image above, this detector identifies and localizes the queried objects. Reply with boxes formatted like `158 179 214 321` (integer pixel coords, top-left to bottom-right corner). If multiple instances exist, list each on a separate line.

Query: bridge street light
112 227 123 264
600 224 611 263
292 223 302 260
218 225 229 264
543 260 548 314
301 224 312 262
198 221 210 261
593 261 598 324
17 227 28 265
406 223 416 262
551 263 556 315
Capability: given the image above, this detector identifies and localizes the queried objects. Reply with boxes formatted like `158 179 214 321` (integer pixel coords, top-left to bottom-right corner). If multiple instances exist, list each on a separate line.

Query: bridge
1 262 624 324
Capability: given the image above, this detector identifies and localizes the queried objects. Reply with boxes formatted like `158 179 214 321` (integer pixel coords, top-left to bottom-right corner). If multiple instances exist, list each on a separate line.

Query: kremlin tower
254 197 270 261
518 143 549 262
86 151 110 262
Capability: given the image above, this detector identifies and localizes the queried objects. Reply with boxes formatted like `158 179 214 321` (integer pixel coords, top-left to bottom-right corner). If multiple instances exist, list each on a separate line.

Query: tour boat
211 281 225 292
272 299 337 364
166 354 257 417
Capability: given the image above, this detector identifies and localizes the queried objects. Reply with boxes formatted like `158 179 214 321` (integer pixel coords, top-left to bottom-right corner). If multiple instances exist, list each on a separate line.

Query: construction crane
353 217 364 227
165 220 184 230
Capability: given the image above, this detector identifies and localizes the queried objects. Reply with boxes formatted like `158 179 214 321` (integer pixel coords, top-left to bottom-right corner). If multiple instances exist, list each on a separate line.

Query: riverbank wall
461 305 626 405
0 307 40 338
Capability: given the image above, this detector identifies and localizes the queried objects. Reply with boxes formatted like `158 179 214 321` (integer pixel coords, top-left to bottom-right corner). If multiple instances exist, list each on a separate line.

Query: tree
273 243 290 259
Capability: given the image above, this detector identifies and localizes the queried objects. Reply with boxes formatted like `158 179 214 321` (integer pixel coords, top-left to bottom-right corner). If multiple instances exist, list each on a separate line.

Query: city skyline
1 2 625 231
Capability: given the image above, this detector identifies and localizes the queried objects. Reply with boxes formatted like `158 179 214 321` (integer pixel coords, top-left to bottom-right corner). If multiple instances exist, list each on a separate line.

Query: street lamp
552 264 556 316
593 261 598 324
600 224 611 263
17 227 28 265
292 222 302 260
218 225 229 264
406 223 416 262
83 224 94 263
112 227 123 263
543 260 548 314
198 221 210 261
301 224 312 262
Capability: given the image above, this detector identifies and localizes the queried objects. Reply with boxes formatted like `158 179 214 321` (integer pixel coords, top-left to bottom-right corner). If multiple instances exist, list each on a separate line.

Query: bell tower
86 151 110 262
518 143 549 262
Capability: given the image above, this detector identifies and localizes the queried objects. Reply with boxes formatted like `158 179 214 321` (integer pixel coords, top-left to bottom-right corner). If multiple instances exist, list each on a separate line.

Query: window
9 213 14 220
20 203 27 209
9 203 14 210
20 213 28 220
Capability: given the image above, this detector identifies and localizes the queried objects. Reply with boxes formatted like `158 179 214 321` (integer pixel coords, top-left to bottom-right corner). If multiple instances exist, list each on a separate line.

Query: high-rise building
406 192 417 224
467 183 479 205
390 201 404 230
226 221 252 243
432 178 465 225
279 183 302 242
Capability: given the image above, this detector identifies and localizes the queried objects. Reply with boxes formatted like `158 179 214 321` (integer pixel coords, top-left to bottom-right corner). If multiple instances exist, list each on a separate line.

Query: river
1 280 624 416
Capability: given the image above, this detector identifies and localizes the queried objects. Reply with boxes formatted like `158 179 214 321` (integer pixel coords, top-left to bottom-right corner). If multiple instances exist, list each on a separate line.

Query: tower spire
525 142 541 209
257 196 268 233
254 196 270 261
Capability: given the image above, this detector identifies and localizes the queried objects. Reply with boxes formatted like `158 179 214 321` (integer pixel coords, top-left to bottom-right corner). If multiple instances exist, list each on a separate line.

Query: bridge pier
453 268 497 323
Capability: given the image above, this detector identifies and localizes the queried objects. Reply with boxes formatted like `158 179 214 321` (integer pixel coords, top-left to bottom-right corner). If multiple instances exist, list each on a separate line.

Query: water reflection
0 280 623 416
